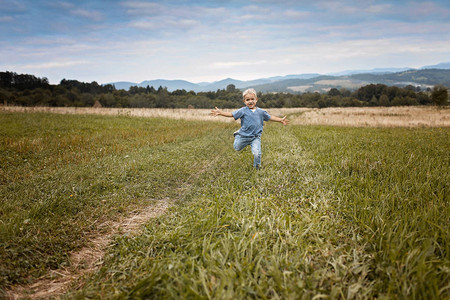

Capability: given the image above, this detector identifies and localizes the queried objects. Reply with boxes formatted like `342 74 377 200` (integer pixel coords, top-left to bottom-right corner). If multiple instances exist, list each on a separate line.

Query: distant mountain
107 74 322 92
329 67 412 76
249 75 340 93
268 73 321 80
108 62 449 93
139 79 199 91
112 81 138 90
421 62 450 69
251 69 450 93
201 78 245 91
350 69 450 87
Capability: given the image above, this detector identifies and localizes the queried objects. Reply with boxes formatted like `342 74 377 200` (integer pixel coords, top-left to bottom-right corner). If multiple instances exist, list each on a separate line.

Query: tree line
0 71 448 108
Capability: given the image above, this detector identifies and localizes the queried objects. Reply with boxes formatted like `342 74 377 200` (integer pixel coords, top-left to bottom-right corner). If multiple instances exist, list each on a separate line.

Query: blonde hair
242 88 257 98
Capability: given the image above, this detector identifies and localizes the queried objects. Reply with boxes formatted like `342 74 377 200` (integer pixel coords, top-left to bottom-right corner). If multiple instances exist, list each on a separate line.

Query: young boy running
211 88 288 169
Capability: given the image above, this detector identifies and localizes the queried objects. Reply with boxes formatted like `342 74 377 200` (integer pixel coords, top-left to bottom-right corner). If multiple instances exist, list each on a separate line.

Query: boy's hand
210 107 221 116
211 108 234 118
270 115 289 125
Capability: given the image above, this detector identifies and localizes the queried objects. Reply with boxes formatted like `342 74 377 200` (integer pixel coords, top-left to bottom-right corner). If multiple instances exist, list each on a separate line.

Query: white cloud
210 60 268 68
129 17 200 30
315 1 360 15
283 9 311 19
241 5 271 14
1 0 449 84
56 1 74 10
0 16 14 22
0 0 26 12
71 9 103 21
47 2 103 21
121 1 163 15
9 60 89 70
407 1 449 17
365 4 392 14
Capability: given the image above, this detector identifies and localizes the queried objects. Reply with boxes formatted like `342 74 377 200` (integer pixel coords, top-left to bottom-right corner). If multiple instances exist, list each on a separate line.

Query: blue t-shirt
232 107 271 137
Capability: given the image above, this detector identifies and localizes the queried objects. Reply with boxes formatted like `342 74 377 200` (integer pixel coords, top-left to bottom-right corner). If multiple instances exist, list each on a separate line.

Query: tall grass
301 126 449 298
68 124 448 298
3 105 449 127
0 112 235 292
290 106 450 127
1 111 448 298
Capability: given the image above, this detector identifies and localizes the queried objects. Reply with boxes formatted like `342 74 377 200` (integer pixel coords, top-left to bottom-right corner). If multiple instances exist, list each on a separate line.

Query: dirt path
5 199 170 299
4 133 223 299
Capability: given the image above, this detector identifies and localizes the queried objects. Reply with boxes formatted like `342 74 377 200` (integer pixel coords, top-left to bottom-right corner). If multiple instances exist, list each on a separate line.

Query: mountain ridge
108 62 450 93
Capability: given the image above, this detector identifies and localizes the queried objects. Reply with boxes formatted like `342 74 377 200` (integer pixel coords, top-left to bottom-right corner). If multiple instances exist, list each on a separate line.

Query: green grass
1 112 449 299
0 112 235 291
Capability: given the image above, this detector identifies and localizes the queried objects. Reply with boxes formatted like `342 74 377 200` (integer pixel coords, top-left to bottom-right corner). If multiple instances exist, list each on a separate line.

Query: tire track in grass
59 124 448 298
67 125 376 298
199 125 376 298
6 200 170 299
5 127 231 299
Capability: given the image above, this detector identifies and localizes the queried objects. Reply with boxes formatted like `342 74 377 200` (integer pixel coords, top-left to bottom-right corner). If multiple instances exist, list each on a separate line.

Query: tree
404 85 416 91
328 88 340 96
172 89 187 96
226 84 237 93
0 89 11 105
0 71 14 88
369 95 378 106
356 84 386 102
431 85 448 106
379 94 390 106
416 92 430 105
340 88 351 97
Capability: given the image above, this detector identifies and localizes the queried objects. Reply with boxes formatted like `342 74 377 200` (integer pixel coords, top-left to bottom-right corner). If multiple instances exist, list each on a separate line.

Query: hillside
351 69 450 87
110 67 450 93
251 69 450 93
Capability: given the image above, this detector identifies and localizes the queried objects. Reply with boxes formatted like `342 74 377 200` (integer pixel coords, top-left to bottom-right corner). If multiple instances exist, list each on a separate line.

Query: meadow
3 105 449 127
1 108 449 299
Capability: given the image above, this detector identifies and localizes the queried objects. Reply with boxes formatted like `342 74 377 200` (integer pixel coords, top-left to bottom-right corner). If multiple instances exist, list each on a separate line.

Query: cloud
121 1 164 15
210 60 268 69
129 17 200 31
122 1 229 34
0 0 26 13
314 1 360 15
70 9 103 22
365 4 392 14
283 9 311 19
21 60 89 69
405 1 450 19
1 0 449 84
241 5 271 14
48 1 103 21
0 16 14 22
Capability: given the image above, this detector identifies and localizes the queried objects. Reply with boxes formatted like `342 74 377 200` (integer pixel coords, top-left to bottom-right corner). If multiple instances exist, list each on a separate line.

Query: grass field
2 105 449 127
1 110 449 299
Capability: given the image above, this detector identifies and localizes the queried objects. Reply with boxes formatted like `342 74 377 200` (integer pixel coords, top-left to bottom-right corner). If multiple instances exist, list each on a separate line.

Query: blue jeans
234 135 262 168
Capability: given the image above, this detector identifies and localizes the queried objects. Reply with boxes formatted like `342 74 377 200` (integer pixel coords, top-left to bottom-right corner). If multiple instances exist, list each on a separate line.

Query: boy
211 88 288 169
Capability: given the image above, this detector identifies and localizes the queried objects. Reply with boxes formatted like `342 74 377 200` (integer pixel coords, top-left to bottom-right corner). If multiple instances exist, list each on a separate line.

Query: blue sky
1 0 449 84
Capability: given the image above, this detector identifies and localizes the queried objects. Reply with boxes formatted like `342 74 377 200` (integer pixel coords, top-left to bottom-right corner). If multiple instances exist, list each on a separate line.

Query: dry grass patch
290 106 450 127
2 106 448 127
1 107 226 122
0 106 307 123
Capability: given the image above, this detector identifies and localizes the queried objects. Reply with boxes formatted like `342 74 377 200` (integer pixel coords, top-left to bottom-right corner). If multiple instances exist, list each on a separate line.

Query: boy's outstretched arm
270 115 289 126
211 107 233 117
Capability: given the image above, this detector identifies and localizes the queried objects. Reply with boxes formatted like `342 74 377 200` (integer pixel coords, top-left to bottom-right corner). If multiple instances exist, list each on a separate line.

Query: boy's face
243 93 258 109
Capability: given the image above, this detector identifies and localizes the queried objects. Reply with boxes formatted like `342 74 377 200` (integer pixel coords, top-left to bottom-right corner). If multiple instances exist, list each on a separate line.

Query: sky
1 0 449 84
